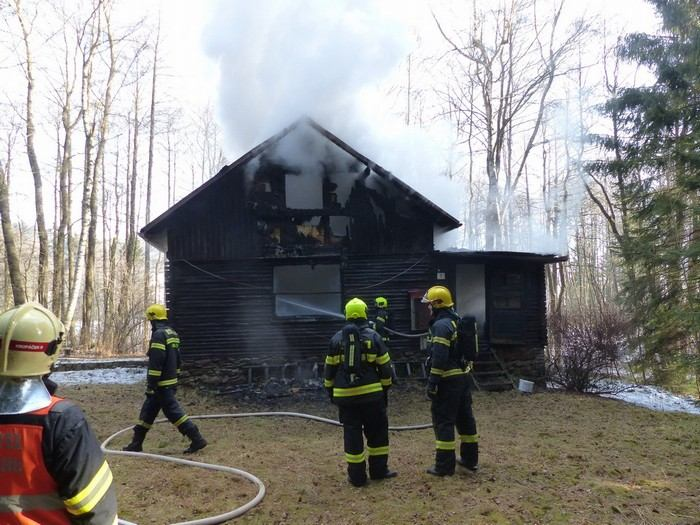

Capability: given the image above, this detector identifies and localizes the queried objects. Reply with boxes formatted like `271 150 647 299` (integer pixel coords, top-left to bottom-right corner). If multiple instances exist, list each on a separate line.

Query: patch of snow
51 367 700 416
52 367 146 385
601 381 700 415
58 357 145 364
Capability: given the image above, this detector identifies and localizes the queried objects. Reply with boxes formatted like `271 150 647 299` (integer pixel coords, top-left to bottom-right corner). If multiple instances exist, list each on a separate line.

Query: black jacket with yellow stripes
147 320 182 391
426 308 467 388
324 321 393 406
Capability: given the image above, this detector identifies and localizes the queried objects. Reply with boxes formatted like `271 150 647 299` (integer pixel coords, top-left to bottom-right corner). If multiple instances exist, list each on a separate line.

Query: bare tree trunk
65 4 102 336
14 0 49 304
83 3 116 349
0 144 27 305
145 21 160 307
126 79 140 279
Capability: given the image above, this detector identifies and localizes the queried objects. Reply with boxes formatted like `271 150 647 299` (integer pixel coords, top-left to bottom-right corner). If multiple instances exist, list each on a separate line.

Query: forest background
0 0 697 395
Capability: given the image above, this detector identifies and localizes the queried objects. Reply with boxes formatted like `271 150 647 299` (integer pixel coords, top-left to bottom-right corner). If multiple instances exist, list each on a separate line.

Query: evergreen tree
596 0 700 384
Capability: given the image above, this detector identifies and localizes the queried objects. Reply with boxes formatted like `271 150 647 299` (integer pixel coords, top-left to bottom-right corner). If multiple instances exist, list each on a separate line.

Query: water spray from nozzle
277 298 345 319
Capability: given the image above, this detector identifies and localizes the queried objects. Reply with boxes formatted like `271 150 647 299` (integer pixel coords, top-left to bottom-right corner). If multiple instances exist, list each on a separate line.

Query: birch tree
0 126 27 305
434 0 588 250
12 0 49 303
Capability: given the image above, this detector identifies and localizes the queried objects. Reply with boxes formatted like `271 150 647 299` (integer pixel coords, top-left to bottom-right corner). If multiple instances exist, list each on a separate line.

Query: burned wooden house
140 119 565 390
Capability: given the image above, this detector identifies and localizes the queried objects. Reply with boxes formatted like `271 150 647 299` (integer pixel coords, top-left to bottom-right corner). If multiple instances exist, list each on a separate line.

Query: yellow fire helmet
0 302 65 377
421 285 454 308
345 298 368 320
145 303 168 321
375 297 388 308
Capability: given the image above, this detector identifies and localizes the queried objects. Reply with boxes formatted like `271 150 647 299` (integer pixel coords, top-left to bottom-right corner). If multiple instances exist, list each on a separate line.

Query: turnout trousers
430 375 478 474
338 399 389 485
135 387 195 436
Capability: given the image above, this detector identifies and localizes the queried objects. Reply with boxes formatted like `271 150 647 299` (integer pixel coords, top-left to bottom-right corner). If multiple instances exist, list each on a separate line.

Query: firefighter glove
426 381 439 400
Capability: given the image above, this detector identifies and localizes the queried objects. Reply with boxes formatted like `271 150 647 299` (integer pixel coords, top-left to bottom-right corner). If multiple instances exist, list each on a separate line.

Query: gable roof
140 118 461 248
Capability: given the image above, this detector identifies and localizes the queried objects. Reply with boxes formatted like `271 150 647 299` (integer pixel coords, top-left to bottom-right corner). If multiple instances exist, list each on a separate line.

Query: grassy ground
63 382 700 525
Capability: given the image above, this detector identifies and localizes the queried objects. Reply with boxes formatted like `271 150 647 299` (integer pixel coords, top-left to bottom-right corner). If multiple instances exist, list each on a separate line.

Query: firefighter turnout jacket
324 321 393 405
147 321 181 391
373 307 390 343
427 308 468 388
0 396 118 524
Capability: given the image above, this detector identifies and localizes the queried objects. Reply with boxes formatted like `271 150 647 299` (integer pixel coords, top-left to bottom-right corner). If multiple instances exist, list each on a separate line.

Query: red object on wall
407 289 431 331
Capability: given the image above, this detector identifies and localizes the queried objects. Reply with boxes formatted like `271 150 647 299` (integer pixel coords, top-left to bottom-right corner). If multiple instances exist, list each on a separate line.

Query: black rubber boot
428 449 455 476
426 465 453 477
183 424 207 454
368 454 394 480
347 461 368 487
122 425 147 452
370 470 398 480
458 442 479 471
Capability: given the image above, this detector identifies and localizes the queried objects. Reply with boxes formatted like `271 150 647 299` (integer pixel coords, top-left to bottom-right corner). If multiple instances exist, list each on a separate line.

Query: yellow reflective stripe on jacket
333 382 383 397
323 378 334 387
459 433 479 443
345 452 365 463
432 336 451 347
430 367 465 378
435 440 456 450
150 342 166 350
64 460 113 516
157 378 178 387
166 338 179 345
376 353 390 365
376 316 386 322
148 370 162 377
380 378 392 386
367 445 389 456
334 354 377 363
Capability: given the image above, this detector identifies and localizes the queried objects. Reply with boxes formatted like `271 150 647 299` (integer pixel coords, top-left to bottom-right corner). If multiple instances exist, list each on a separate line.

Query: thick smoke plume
204 0 464 235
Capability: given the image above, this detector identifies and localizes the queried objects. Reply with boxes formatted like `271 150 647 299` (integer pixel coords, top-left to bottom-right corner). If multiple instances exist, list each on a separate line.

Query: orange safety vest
0 396 72 524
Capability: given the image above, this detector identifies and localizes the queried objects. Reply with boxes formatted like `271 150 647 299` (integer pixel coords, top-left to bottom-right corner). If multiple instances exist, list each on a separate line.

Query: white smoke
204 0 464 227
205 0 411 148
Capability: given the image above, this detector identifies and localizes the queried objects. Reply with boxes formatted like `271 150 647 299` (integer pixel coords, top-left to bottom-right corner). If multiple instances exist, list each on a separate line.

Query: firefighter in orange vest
422 285 479 476
0 302 119 524
123 304 207 454
324 298 396 487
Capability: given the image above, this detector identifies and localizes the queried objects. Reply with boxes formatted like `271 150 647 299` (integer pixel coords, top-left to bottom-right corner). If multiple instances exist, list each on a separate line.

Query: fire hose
103 411 431 525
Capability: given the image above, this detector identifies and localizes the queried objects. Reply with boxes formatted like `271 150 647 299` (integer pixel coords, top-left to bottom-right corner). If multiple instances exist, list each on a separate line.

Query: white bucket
518 379 534 394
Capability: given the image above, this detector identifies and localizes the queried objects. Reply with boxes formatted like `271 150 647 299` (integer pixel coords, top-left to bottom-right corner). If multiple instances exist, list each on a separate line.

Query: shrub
547 305 630 393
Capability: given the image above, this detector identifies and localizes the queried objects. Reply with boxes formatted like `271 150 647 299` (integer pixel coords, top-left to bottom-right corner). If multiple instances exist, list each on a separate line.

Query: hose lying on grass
102 411 431 525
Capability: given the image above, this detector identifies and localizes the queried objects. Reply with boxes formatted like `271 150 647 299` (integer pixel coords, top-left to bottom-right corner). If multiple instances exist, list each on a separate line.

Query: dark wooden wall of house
343 253 436 359
165 254 436 375
164 161 435 262
436 255 548 383
167 167 258 260
486 262 547 382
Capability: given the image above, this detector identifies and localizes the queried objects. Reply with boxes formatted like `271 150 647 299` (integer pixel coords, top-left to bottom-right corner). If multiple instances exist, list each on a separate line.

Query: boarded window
273 264 341 317
490 271 524 342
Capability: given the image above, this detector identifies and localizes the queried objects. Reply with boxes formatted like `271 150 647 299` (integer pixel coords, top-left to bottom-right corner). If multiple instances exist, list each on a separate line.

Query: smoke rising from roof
204 0 464 236
205 0 410 148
